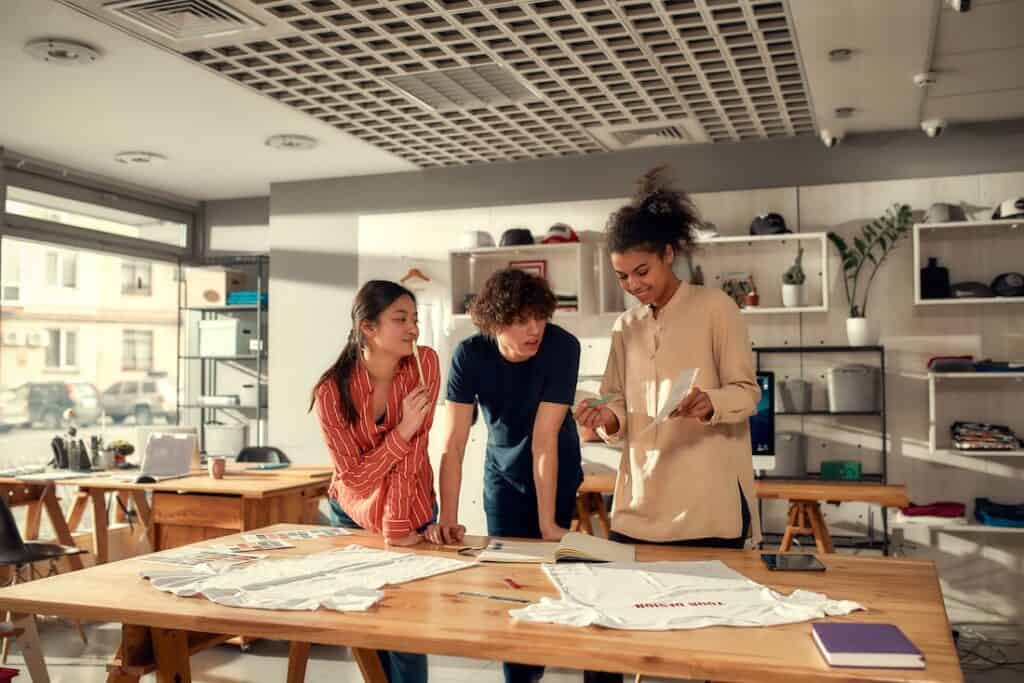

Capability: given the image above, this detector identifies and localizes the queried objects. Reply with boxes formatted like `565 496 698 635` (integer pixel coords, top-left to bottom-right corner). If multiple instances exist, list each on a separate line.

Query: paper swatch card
642 367 699 433
141 549 265 568
215 539 295 553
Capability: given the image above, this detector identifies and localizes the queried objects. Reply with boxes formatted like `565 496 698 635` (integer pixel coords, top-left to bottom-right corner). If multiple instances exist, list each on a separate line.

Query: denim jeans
329 498 436 683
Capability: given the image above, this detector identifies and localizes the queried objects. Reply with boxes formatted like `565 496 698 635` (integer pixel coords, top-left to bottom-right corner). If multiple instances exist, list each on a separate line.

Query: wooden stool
779 501 835 554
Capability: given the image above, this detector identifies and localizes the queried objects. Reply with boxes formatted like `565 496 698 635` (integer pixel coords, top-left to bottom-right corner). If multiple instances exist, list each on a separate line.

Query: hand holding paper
643 368 700 432
670 385 713 421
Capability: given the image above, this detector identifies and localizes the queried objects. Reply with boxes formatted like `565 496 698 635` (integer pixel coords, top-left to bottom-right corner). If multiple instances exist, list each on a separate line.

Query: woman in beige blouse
575 166 761 549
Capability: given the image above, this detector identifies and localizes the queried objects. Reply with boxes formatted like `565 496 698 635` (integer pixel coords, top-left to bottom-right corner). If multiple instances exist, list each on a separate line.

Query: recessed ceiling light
834 107 856 118
24 38 100 65
265 134 318 151
114 151 166 166
828 48 853 62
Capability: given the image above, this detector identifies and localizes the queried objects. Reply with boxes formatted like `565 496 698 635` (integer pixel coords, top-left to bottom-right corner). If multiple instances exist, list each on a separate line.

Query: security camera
820 129 842 148
946 0 970 11
921 118 947 138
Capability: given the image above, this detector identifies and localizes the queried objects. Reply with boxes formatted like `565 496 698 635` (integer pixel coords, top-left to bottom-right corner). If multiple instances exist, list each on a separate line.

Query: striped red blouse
314 345 440 541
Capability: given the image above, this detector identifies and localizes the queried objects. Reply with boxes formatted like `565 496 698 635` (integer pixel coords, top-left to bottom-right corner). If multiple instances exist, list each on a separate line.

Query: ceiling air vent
387 64 542 112
103 0 263 42
588 121 696 151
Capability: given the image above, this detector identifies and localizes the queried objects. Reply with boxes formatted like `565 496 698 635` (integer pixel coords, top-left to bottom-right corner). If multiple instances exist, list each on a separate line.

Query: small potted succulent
782 245 806 307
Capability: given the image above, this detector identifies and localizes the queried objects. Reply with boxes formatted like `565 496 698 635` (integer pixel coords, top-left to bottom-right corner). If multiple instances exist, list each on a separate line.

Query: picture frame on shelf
509 259 547 280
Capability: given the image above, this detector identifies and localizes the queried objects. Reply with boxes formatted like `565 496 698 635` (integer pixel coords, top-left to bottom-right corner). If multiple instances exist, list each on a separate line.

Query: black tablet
761 553 826 571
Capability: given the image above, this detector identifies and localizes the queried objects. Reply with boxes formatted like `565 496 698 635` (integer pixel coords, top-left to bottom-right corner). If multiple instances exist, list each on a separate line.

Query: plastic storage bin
204 423 247 457
773 431 807 477
199 319 255 357
827 365 880 413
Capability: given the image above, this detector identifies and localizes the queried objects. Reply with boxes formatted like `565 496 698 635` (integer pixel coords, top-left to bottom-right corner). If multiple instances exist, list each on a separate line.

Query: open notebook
477 532 635 564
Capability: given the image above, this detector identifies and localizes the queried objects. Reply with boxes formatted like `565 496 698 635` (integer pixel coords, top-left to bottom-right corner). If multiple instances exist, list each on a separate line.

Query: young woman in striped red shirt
310 280 440 683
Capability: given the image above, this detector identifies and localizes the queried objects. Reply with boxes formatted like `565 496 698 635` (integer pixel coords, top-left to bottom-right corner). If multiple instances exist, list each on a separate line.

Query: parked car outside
0 385 30 431
100 375 177 425
21 381 103 428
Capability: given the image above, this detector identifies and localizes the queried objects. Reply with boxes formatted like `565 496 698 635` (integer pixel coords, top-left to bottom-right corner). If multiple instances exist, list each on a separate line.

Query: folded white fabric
145 545 474 612
511 560 863 630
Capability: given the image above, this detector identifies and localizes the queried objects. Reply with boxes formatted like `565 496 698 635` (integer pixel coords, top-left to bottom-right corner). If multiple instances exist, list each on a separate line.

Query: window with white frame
45 329 77 369
45 250 77 288
121 260 153 296
1 245 21 302
123 329 154 371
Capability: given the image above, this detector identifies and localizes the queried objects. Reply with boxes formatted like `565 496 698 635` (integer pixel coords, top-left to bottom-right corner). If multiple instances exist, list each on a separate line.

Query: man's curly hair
469 268 557 335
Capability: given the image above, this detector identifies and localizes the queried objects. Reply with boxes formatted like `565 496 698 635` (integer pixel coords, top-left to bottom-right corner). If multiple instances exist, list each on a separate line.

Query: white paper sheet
643 367 699 433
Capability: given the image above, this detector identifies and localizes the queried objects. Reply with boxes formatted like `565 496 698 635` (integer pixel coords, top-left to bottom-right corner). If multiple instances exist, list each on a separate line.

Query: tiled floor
5 618 1022 682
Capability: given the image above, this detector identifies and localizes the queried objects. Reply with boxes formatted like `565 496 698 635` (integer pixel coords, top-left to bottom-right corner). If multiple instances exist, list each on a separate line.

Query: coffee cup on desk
208 456 226 480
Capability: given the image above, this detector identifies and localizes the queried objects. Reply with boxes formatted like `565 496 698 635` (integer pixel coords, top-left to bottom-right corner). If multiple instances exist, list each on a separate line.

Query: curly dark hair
606 164 701 255
469 268 556 335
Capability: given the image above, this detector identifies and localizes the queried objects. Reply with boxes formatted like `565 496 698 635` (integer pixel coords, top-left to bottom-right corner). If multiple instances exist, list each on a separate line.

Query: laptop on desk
112 432 196 484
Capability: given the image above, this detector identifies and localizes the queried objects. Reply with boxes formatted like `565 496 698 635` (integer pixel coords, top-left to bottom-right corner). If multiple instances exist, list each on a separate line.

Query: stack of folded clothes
975 498 1024 528
896 501 966 526
951 421 1021 451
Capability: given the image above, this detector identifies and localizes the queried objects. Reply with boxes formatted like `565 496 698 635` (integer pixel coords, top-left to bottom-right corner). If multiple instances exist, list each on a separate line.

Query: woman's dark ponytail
606 164 701 256
309 280 416 422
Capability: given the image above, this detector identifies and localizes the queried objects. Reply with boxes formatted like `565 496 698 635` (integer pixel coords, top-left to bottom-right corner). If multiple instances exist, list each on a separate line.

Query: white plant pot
846 317 880 346
782 284 805 308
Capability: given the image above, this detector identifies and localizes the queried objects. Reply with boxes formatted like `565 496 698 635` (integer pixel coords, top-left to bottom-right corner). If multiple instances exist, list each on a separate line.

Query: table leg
66 491 90 532
779 503 799 552
11 613 49 683
88 489 109 564
807 503 835 554
592 493 611 538
575 495 593 535
151 628 191 683
39 484 83 571
287 641 311 683
23 500 42 541
130 491 153 549
352 648 388 683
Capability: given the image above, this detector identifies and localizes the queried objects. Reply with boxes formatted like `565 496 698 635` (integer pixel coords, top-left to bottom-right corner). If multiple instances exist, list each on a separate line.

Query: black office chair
0 496 87 662
235 446 290 465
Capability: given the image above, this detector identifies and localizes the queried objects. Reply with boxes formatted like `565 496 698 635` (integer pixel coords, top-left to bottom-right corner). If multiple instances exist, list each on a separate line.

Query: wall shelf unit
913 219 1024 306
449 242 595 317
926 371 1024 457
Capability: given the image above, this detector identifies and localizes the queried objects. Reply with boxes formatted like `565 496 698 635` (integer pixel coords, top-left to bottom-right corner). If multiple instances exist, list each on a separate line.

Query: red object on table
503 577 521 590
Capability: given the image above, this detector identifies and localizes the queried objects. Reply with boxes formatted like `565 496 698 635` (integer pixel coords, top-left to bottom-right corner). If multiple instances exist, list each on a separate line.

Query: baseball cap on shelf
499 227 534 247
541 223 580 244
460 230 495 248
924 203 967 223
992 198 1024 220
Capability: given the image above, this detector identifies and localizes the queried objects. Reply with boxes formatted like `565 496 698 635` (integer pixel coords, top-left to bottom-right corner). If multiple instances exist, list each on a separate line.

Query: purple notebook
812 623 925 669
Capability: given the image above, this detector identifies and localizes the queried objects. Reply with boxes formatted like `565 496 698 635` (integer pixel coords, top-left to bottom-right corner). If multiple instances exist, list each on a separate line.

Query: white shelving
593 232 831 316
893 523 1024 534
927 371 1024 456
694 232 829 314
449 242 595 317
913 219 1024 306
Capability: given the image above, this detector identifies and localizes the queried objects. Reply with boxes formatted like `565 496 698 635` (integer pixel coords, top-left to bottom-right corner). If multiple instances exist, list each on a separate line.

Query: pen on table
503 577 521 590
457 591 529 604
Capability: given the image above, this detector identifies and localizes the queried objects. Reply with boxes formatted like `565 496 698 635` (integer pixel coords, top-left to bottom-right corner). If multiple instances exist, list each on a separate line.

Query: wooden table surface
60 471 329 499
755 481 911 507
0 523 961 682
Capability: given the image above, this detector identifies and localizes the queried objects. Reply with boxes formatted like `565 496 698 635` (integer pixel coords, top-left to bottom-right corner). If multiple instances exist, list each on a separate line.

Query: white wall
270 169 1024 626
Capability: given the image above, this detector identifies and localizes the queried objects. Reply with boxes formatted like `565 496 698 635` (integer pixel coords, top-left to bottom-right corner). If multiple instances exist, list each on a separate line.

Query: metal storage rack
754 345 890 553
177 255 268 456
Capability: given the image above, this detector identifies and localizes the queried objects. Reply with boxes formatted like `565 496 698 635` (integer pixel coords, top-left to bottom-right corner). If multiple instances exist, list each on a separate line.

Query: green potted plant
827 203 913 345
781 245 805 307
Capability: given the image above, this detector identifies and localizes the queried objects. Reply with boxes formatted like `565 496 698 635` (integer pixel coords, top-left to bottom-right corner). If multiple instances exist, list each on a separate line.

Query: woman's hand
670 388 714 421
572 400 619 434
386 531 423 547
397 387 431 442
424 521 466 545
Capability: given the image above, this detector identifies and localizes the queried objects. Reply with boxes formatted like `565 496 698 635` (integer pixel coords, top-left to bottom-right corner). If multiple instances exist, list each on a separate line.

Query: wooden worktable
0 523 961 683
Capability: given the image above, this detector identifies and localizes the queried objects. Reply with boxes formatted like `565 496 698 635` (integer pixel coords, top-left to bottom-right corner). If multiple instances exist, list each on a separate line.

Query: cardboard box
199 318 255 357
185 268 248 307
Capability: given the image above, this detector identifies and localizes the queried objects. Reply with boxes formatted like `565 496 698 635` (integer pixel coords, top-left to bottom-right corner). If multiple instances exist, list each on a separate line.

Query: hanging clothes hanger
400 267 431 285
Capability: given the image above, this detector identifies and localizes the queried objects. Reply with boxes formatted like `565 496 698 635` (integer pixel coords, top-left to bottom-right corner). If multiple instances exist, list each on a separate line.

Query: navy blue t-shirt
446 324 583 513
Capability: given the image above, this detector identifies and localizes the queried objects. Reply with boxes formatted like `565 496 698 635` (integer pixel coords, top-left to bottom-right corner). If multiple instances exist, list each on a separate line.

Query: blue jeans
329 498 436 683
485 478 578 683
